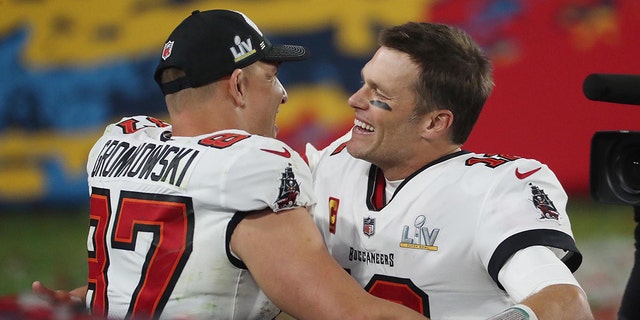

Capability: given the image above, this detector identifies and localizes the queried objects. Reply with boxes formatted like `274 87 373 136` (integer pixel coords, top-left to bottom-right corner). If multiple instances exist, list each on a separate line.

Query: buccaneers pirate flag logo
530 183 560 221
274 164 300 210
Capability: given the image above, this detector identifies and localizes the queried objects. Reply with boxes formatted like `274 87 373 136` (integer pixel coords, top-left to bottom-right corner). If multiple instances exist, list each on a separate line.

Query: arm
231 207 427 320
522 284 593 320
497 246 593 320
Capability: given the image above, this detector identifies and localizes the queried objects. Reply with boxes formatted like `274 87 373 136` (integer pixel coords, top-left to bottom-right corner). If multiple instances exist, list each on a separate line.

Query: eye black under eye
370 100 392 111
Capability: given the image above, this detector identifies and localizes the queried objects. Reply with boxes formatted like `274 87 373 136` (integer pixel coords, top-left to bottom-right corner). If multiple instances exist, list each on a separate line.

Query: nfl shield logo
162 41 174 60
363 217 375 237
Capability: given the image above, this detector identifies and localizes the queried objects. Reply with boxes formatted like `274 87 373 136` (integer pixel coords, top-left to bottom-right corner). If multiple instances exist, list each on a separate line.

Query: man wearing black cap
33 9 425 320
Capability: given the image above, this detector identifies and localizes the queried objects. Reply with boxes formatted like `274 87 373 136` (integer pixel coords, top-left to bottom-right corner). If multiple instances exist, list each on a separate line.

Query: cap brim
263 44 309 62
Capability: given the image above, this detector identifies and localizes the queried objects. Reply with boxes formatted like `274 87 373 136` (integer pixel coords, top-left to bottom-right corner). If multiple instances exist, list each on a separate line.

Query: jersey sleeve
473 158 582 288
307 131 351 175
222 137 316 213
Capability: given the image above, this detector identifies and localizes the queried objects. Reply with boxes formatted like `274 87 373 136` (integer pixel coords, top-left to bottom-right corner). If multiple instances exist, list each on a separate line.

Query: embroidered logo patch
274 164 300 210
530 183 560 221
329 197 339 234
230 35 258 62
363 217 375 237
399 215 439 251
162 41 174 60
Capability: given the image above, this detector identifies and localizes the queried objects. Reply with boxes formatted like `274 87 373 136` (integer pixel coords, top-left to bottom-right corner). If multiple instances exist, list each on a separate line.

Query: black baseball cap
154 9 310 95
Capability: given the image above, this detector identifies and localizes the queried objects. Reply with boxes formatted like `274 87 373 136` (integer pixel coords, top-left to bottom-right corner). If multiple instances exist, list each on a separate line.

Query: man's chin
345 140 366 159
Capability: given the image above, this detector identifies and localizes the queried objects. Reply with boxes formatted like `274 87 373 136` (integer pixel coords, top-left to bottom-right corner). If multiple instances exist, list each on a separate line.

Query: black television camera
584 73 640 320
590 130 640 206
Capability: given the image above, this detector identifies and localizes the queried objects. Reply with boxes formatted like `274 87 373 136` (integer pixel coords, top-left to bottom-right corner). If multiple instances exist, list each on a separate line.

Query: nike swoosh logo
260 147 291 158
515 167 541 179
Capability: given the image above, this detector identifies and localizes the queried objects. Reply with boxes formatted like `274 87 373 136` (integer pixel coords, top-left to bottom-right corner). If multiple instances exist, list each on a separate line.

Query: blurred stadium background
2 0 640 318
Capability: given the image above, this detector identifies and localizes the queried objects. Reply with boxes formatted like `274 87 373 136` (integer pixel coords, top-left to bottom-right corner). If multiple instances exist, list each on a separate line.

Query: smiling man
307 21 594 320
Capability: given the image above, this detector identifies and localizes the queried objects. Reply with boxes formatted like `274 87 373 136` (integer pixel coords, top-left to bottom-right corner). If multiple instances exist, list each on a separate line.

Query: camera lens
615 146 640 194
591 130 640 205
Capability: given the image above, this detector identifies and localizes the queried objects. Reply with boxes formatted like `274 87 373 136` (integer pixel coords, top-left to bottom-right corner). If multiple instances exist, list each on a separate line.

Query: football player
307 22 594 320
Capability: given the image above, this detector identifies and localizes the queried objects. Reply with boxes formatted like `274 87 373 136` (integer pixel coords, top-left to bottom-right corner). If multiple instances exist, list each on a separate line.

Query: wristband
486 304 539 320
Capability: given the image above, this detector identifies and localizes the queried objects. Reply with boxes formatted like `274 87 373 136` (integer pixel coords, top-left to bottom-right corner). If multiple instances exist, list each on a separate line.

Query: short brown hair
379 22 494 144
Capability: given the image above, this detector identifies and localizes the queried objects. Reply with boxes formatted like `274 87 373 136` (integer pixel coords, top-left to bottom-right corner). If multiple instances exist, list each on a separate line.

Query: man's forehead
362 56 417 91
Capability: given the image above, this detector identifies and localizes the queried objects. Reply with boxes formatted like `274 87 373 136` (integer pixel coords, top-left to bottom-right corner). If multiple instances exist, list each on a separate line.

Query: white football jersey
308 132 582 319
85 116 315 319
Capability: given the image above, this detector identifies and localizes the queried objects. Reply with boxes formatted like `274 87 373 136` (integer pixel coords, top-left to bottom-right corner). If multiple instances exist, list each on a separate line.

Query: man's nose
278 78 288 104
348 86 367 110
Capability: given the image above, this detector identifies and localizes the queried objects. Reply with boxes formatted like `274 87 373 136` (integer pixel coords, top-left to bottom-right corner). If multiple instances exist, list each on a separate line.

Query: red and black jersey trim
487 229 582 290
365 151 469 211
366 166 387 211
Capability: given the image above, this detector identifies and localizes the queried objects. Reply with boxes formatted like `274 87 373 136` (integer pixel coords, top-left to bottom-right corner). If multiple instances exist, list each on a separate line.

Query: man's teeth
354 119 374 132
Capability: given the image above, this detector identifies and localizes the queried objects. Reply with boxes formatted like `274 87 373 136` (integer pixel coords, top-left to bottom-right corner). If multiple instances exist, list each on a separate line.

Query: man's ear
228 68 245 106
421 109 454 139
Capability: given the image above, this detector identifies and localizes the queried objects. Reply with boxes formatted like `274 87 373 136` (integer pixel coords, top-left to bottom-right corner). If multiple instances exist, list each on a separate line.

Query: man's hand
31 281 86 306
